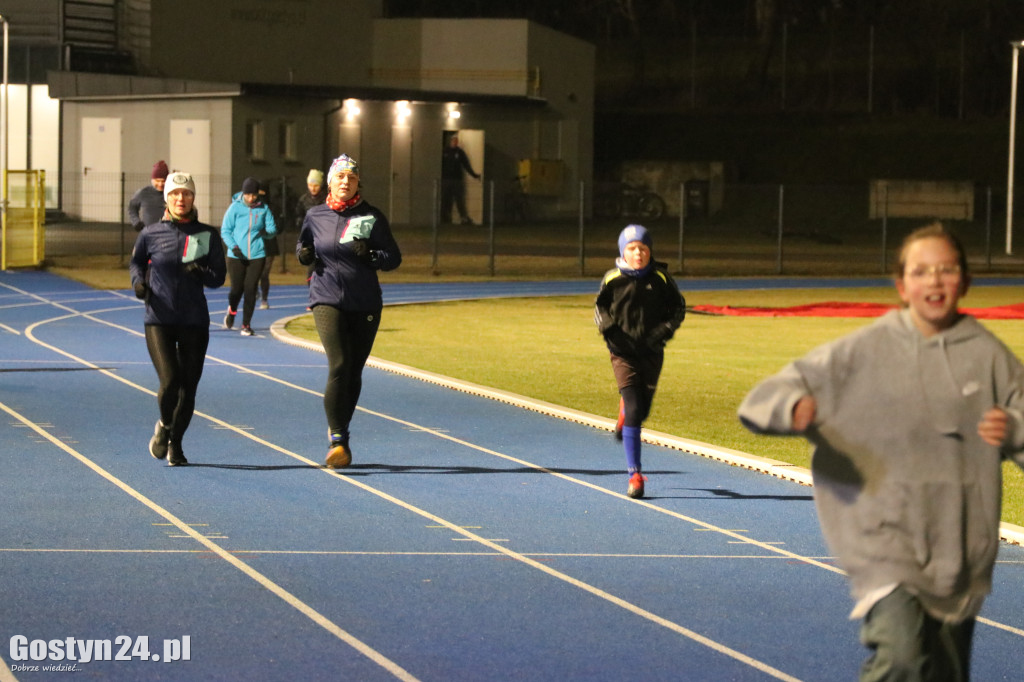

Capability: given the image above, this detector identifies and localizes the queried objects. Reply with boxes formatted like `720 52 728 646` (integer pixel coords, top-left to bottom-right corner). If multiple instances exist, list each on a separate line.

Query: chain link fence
41 173 1024 279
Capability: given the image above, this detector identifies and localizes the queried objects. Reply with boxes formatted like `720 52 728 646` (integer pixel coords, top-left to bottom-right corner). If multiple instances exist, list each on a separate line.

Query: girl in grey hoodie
739 223 1024 681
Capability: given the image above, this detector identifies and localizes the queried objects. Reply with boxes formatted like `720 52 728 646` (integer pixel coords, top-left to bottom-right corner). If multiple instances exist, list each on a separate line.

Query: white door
80 117 121 221
389 125 412 224
458 129 485 224
170 120 212 223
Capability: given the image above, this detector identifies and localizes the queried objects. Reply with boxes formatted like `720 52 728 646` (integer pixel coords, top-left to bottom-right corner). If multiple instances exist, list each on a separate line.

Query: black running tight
227 256 266 326
144 324 209 444
312 304 381 440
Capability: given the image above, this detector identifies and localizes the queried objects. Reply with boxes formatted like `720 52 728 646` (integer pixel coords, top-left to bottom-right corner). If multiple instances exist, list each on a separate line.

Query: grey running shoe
149 421 169 460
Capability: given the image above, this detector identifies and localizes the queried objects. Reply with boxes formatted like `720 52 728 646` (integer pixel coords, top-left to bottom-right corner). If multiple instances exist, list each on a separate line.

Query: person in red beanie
127 160 170 232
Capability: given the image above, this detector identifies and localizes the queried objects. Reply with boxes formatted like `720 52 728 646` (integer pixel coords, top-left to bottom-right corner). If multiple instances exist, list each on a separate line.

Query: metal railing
42 176 1024 279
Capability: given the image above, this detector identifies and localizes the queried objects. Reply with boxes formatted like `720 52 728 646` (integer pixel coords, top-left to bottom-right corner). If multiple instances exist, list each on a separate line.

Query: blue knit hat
618 224 652 257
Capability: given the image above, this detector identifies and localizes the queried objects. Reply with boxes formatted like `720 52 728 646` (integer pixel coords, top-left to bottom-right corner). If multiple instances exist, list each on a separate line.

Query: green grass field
286 283 1024 526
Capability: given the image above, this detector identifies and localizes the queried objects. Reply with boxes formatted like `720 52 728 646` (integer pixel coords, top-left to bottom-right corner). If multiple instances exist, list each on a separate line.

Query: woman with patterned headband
296 154 402 468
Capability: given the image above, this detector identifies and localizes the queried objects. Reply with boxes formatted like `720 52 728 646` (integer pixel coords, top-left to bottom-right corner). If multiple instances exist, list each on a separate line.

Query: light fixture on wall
344 99 361 123
446 102 461 120
395 100 412 125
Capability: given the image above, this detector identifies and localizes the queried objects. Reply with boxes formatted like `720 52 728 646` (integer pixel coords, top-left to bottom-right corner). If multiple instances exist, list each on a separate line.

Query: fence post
488 179 495 277
579 180 586 277
120 171 126 267
278 175 288 273
677 182 685 274
881 183 889 273
431 178 439 273
776 184 784 275
986 186 993 270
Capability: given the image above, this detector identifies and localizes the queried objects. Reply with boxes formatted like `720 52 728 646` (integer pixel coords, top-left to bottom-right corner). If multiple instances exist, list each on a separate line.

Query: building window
246 120 265 160
279 121 297 161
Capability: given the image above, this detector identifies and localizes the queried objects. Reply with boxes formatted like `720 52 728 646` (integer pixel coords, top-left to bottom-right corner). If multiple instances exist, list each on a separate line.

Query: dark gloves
231 246 245 261
349 239 375 264
182 261 208 280
133 281 148 300
645 323 674 350
297 244 315 266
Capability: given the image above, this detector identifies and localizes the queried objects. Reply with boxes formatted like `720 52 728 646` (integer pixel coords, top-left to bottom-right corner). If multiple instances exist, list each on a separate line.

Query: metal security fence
49 172 299 266
43 180 1024 279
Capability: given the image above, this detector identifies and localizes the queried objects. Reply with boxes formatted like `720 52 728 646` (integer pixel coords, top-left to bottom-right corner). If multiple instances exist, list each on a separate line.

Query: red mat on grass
692 301 1024 319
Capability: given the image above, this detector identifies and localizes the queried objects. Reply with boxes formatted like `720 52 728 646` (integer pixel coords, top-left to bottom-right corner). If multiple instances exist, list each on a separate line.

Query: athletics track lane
0 270 1022 681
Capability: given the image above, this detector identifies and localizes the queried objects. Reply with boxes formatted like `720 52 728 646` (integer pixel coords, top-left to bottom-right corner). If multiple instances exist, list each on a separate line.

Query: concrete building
29 0 595 227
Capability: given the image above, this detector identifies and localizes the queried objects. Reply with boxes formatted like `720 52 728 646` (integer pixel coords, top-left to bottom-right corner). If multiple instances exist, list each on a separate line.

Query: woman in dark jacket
594 224 685 498
129 171 226 466
296 154 401 468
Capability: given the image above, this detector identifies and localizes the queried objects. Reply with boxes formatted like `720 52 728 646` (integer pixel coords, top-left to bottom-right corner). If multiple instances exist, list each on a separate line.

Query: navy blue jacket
296 199 401 311
129 219 227 326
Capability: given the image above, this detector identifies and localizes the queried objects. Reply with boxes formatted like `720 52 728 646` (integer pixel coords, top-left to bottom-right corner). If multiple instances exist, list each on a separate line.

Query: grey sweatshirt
738 309 1024 620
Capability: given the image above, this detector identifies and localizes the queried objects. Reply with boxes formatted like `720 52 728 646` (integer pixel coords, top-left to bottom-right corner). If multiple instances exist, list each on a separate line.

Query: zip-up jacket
296 198 401 311
129 218 226 326
221 192 277 260
594 260 685 358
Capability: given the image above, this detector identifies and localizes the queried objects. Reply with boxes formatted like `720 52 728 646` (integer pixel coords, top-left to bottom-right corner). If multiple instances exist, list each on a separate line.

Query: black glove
231 246 246 261
133 281 147 300
645 323 673 350
182 261 207 280
349 239 374 264
298 244 316 266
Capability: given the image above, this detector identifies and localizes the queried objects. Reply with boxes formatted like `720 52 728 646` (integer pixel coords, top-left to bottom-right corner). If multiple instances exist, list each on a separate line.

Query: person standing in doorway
296 154 402 469
440 133 480 225
130 171 226 466
221 176 277 336
127 160 169 232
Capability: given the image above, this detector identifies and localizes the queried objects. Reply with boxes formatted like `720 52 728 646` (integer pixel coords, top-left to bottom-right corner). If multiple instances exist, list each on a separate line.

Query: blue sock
622 426 641 474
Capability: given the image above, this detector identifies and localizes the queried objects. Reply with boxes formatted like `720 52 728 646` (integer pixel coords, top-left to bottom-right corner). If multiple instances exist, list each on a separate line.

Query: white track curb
271 314 1024 547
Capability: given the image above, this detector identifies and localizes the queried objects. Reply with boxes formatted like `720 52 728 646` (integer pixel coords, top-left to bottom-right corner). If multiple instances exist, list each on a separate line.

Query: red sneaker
627 472 647 499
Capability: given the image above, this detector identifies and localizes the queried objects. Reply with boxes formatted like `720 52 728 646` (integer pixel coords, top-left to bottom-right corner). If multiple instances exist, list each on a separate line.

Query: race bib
182 232 211 263
338 216 376 244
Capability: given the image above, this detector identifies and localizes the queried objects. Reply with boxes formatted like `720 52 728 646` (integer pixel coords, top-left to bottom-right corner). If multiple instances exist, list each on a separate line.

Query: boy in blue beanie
595 224 686 498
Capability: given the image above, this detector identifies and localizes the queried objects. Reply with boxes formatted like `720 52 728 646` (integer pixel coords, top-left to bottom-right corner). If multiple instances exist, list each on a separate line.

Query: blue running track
1 270 1022 681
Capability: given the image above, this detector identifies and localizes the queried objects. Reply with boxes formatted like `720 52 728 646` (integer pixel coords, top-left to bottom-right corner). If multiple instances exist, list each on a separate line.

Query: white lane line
17 288 1024 656
0 398 420 682
20 309 807 680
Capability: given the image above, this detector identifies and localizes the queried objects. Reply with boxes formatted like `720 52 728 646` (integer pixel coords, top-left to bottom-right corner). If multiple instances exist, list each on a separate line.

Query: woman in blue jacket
296 154 401 468
221 176 277 336
129 171 226 466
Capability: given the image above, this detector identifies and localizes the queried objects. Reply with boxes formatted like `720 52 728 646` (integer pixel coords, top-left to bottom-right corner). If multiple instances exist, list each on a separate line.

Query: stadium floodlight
1007 40 1024 255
